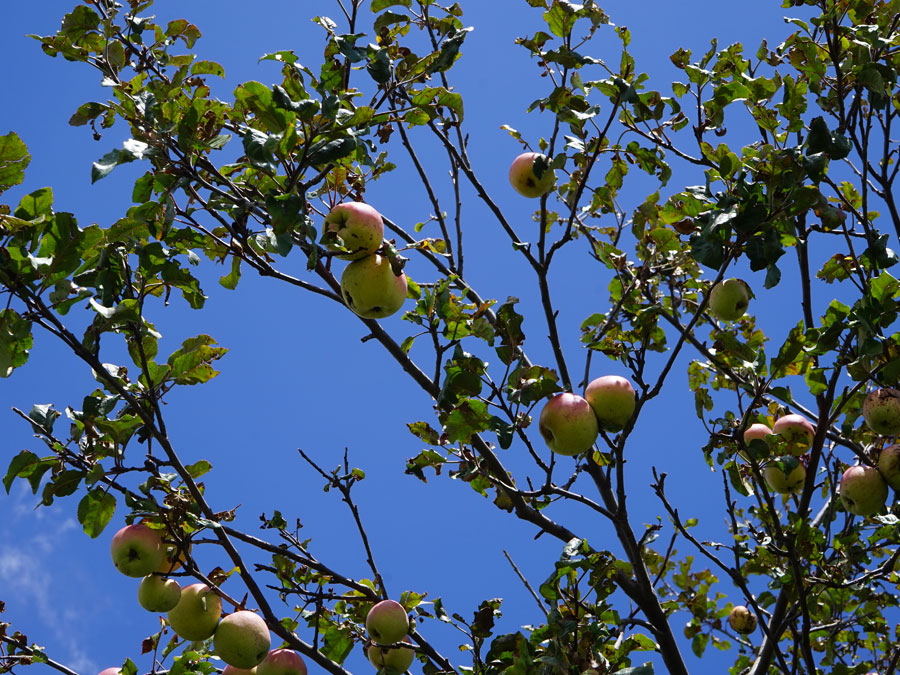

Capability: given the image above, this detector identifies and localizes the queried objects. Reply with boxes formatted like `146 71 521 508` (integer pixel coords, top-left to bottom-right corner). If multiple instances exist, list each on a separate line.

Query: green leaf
185 460 212 478
68 102 109 126
544 0 577 38
372 0 411 10
166 335 227 385
0 131 30 195
0 309 33 377
77 489 116 538
14 187 54 221
4 450 45 494
426 28 471 74
91 140 151 183
191 60 225 77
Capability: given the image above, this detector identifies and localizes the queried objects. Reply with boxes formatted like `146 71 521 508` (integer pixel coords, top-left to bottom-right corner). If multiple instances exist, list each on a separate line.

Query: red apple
365 599 409 645
840 465 888 516
110 523 165 578
773 414 815 456
708 278 750 321
367 637 415 673
740 423 773 461
584 375 636 432
728 605 757 634
256 649 308 675
863 388 900 436
538 392 599 456
321 202 384 261
508 152 556 198
167 583 222 641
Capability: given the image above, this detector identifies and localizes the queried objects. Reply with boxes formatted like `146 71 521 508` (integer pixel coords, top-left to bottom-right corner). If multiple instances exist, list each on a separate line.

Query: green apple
708 278 750 321
214 611 271 669
740 423 773 461
321 202 384 261
365 599 409 645
772 414 815 456
110 524 165 578
340 254 408 320
727 605 757 634
538 392 599 456
367 637 415 673
138 574 182 613
167 583 222 641
863 388 900 436
763 456 806 494
877 444 900 490
508 152 556 198
840 465 888 516
256 649 308 675
584 375 636 432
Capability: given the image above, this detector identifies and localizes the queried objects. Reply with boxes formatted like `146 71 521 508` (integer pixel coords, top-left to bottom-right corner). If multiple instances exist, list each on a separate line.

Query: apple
708 278 750 322
256 649 308 675
366 599 409 645
321 202 384 261
156 540 191 574
98 669 122 675
367 637 415 673
840 465 888 517
214 611 271 669
538 392 599 456
740 423 773 461
878 444 900 490
763 456 806 494
110 523 165 578
223 667 257 675
584 375 636 432
138 574 182 613
772 414 815 456
508 152 556 198
167 583 222 641
728 605 757 634
863 388 900 436
340 254 408 320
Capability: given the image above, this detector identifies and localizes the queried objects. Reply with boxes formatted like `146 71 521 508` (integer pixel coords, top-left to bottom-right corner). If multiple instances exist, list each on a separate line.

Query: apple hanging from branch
110 523 165 578
840 465 888 516
863 388 900 436
584 375 636 432
214 610 272 669
538 392 599 456
707 278 751 322
508 152 556 198
167 583 222 641
321 202 384 261
340 254 408 319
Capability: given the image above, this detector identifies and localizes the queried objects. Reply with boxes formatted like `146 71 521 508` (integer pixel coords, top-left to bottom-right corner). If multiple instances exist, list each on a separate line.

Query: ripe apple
340 254 408 320
223 667 257 675
727 605 757 634
110 523 165 578
877 444 900 490
167 583 222 641
508 152 556 198
321 202 384 261
538 392 599 456
584 375 636 432
214 611 271 669
707 278 750 321
763 456 806 494
840 465 888 517
772 414 815 456
138 574 182 613
98 669 122 675
256 649 308 675
366 599 409 645
740 423 773 461
863 388 900 436
367 637 415 673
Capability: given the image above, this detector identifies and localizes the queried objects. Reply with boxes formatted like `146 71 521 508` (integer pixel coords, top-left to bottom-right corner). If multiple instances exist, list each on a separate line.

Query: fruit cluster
364 599 415 673
106 523 307 675
538 376 637 456
322 202 408 320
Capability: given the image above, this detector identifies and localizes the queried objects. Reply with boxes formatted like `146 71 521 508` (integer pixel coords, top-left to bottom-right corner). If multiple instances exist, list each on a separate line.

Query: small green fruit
340 254 408 320
708 279 750 321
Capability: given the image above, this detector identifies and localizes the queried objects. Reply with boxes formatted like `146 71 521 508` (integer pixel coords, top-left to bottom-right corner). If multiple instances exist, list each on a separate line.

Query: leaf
68 102 109 126
0 309 34 377
77 489 116 538
4 450 46 494
544 1 577 38
166 335 228 385
14 187 54 221
0 131 30 194
185 460 212 478
91 140 151 183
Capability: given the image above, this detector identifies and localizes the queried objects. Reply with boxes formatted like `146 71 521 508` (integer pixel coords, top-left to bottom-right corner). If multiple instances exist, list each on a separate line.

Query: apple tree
1 0 900 674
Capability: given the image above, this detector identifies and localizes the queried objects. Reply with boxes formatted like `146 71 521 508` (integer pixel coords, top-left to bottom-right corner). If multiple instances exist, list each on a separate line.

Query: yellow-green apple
214 611 271 669
878 444 900 490
110 523 165 578
508 152 556 198
367 637 415 673
863 388 900 436
840 465 888 516
584 375 636 432
138 574 182 613
256 649 308 675
708 279 750 321
763 456 806 494
321 202 384 261
727 606 757 634
773 414 815 456
365 599 409 644
538 392 599 456
340 254 408 319
156 540 191 574
740 423 773 461
167 583 222 641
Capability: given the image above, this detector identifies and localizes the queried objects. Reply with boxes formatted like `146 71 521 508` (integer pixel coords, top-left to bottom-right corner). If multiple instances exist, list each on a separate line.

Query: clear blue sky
0 2 815 674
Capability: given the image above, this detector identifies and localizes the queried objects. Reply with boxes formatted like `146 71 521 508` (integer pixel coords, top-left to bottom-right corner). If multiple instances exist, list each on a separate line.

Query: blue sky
0 2 822 674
